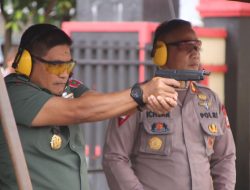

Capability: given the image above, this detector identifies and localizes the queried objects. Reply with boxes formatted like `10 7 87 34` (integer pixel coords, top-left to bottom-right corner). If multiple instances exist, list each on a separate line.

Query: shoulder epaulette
6 73 43 91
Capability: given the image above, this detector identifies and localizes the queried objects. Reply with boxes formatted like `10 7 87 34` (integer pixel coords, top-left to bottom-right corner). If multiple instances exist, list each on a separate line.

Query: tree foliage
0 0 76 62
1 0 76 30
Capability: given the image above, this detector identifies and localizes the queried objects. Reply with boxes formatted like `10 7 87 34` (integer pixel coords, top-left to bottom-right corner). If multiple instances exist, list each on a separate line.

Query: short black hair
19 23 72 56
151 19 191 57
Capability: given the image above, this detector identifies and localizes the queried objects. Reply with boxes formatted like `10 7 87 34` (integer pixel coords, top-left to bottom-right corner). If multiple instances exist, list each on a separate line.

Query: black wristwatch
130 83 146 109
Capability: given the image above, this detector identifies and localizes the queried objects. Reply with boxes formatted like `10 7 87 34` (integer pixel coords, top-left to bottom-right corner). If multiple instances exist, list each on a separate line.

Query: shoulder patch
69 79 82 88
222 105 230 128
118 115 130 127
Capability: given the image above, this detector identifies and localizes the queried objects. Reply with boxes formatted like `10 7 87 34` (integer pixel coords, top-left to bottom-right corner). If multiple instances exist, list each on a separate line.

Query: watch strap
130 83 146 108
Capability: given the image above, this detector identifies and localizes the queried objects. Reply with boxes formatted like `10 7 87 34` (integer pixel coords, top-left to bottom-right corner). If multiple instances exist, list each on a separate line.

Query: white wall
179 0 203 26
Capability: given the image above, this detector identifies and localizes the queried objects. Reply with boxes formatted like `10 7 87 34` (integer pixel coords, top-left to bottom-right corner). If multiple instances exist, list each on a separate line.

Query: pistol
154 69 210 81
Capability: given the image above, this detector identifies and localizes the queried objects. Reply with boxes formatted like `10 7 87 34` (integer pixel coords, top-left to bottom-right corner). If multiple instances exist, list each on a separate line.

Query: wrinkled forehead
159 26 198 43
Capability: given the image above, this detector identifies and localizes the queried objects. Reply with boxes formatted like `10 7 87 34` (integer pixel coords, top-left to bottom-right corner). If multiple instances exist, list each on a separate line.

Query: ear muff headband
12 25 60 77
15 49 32 77
153 41 168 67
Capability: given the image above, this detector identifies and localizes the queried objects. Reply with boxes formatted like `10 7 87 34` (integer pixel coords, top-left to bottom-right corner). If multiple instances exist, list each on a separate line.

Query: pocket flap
200 120 223 136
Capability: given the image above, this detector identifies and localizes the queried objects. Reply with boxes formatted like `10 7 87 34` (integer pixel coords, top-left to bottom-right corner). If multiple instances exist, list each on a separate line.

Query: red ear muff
15 49 32 77
153 41 168 66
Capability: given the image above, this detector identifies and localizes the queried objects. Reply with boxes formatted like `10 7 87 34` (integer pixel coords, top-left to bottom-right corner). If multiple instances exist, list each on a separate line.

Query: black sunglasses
167 40 202 52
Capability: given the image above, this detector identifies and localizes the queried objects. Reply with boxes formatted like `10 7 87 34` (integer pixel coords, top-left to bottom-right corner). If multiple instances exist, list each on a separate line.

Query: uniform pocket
36 126 70 153
138 120 173 156
200 121 223 156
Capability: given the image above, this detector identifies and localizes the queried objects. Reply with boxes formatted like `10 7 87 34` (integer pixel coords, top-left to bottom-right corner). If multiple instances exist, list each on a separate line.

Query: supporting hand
141 77 180 113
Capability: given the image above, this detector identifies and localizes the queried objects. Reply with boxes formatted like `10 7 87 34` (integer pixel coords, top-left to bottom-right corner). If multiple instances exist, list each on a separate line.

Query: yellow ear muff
153 41 168 66
16 49 32 77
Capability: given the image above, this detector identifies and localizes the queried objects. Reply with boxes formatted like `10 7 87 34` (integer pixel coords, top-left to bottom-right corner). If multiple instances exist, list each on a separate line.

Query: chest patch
208 123 218 134
151 122 169 133
148 136 163 150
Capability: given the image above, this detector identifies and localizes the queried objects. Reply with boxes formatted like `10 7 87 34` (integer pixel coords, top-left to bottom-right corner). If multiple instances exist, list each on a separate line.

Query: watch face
130 83 145 107
131 87 140 98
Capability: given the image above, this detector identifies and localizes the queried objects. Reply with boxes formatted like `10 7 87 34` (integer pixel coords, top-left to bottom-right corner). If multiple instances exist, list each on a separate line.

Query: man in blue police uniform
0 23 180 189
102 19 236 190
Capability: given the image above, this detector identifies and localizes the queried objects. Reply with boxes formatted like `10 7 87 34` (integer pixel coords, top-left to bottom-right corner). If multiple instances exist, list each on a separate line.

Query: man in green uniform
0 24 180 189
103 19 236 190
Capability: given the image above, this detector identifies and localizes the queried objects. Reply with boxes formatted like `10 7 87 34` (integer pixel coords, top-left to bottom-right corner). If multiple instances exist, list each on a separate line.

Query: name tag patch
146 111 170 118
200 112 218 119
